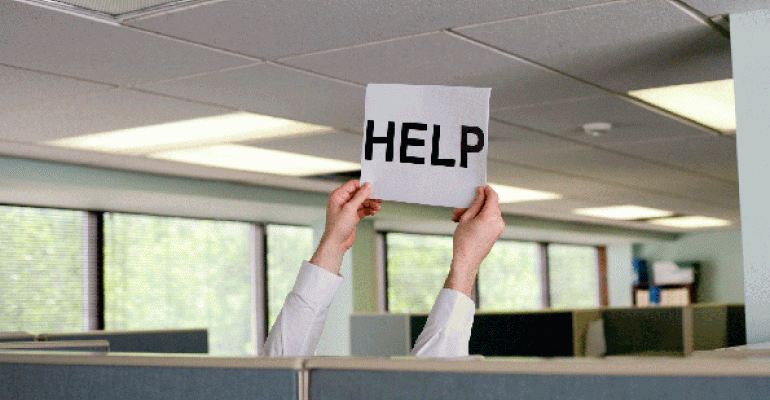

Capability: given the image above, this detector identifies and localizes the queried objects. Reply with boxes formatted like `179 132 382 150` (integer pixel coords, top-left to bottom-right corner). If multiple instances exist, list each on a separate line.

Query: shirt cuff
432 288 475 332
291 261 344 309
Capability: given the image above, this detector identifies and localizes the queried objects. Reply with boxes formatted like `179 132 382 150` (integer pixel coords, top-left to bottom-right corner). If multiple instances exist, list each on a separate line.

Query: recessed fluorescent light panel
629 79 736 133
648 216 732 229
150 144 360 177
46 112 333 155
573 205 674 220
488 183 561 203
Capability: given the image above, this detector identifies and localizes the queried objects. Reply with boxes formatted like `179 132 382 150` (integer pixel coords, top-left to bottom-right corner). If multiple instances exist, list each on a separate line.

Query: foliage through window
103 213 253 356
386 232 603 312
0 206 86 333
266 224 315 328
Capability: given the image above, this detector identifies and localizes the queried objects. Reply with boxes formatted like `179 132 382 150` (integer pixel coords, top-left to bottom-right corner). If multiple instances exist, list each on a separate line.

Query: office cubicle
304 357 770 400
0 340 109 353
352 304 746 357
0 352 303 400
39 328 208 353
0 332 35 343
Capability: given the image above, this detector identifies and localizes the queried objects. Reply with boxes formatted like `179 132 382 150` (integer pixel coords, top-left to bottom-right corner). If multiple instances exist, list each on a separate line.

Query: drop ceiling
0 0 758 232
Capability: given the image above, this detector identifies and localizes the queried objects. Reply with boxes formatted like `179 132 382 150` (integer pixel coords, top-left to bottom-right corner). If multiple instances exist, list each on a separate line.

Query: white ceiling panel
0 89 232 143
240 131 363 164
53 0 180 15
1 65 114 110
505 146 739 207
491 95 710 145
488 120 584 161
140 63 366 131
0 0 254 86
605 135 738 182
457 0 732 92
281 32 603 110
681 0 770 15
126 0 617 60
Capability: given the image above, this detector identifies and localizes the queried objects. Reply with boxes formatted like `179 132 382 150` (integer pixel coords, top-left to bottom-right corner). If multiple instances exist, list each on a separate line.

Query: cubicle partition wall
304 357 770 400
0 340 109 353
0 332 35 343
39 328 208 353
352 304 745 357
0 352 303 400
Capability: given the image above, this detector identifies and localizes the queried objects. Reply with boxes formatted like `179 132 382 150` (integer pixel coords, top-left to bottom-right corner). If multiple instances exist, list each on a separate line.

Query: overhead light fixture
46 112 334 155
488 183 561 203
628 79 736 133
573 205 674 220
149 144 360 177
648 216 732 229
582 122 612 137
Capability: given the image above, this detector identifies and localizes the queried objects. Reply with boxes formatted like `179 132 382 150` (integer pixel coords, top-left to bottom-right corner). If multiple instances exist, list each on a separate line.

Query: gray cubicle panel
603 307 684 356
351 314 411 356
39 328 208 353
0 340 109 353
0 352 303 400
0 332 35 343
305 357 770 400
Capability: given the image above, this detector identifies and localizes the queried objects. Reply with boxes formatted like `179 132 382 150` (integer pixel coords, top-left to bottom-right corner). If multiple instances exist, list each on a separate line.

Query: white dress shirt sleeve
260 261 343 357
410 288 476 357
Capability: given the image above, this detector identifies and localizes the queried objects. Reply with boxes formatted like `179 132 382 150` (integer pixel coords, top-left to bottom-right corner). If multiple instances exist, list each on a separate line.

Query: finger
480 185 501 215
460 186 486 222
348 182 373 210
331 179 361 205
452 208 466 223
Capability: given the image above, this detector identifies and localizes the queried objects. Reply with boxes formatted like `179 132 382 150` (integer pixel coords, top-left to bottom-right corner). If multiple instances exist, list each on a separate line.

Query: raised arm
411 185 504 357
261 180 381 356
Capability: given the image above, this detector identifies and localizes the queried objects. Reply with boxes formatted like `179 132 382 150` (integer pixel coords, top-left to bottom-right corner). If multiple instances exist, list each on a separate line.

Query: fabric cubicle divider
304 357 770 400
0 352 303 400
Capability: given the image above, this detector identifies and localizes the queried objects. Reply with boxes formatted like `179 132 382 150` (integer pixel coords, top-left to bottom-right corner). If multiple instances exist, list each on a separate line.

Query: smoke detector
582 122 612 137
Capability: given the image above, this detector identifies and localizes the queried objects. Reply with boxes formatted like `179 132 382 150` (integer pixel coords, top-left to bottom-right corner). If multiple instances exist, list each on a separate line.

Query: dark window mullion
539 242 550 309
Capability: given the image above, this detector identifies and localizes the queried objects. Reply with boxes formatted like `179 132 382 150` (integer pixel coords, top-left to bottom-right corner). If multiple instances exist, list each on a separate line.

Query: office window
0 206 86 333
266 224 314 328
548 244 600 309
477 240 541 311
103 213 253 355
384 232 604 312
386 233 453 313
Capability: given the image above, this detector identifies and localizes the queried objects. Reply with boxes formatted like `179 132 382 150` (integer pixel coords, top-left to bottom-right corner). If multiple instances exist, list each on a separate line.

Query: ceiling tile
491 96 709 145
281 32 603 109
0 0 253 86
605 135 738 182
504 146 739 208
680 0 770 15
488 120 583 161
0 89 232 143
52 0 179 15
126 0 617 59
457 0 731 92
241 131 363 164
1 65 113 110
140 63 366 131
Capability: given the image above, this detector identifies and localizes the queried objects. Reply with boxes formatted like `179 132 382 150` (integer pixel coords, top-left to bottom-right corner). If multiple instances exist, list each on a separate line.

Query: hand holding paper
311 179 382 275
445 185 505 298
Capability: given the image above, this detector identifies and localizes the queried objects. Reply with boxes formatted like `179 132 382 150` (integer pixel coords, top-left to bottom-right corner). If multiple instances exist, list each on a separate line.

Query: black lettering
400 122 426 165
430 124 456 167
460 125 485 168
364 120 395 162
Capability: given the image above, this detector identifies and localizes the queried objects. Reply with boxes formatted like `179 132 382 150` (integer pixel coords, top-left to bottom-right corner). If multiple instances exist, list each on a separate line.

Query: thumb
460 186 485 222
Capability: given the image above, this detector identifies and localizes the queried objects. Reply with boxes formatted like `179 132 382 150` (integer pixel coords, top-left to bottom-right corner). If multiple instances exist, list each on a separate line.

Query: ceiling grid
1 0 760 231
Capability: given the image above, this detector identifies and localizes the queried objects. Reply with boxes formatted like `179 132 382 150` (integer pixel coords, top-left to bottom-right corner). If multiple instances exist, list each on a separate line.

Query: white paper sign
360 84 491 208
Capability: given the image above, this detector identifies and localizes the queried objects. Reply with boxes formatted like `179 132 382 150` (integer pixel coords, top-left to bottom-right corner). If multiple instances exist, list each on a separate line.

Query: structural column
731 9 770 344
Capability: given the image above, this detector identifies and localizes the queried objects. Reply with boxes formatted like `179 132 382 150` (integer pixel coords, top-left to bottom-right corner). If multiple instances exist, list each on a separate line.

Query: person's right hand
445 185 505 297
